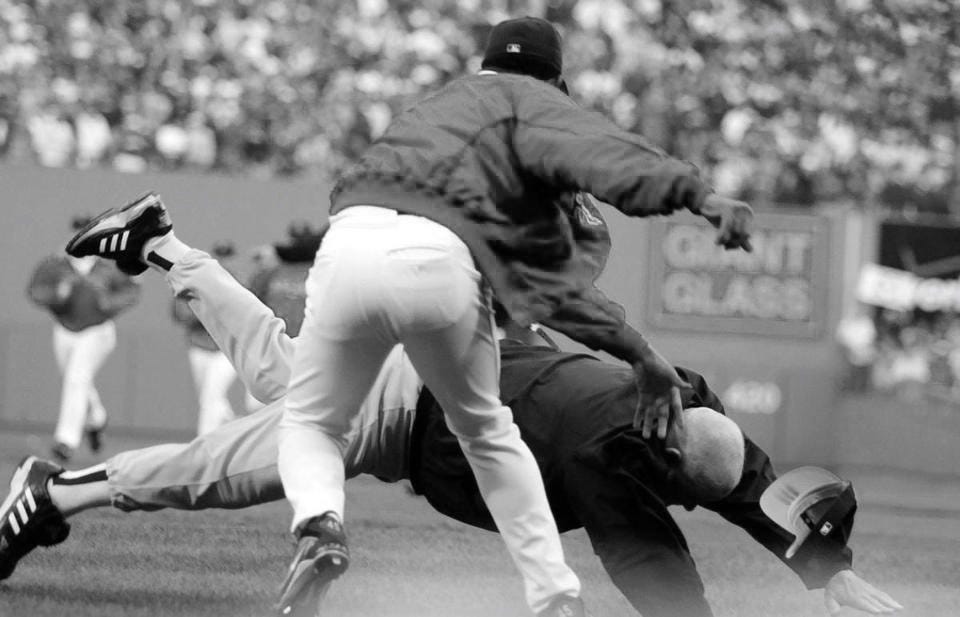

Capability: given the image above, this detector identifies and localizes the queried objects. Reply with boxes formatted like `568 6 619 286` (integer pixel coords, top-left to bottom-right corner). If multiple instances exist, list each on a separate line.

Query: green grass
1 436 958 617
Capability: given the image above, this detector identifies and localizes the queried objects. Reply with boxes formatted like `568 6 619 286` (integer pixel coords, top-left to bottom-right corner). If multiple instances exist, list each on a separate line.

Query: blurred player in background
3 214 899 617
248 221 325 338
172 240 241 435
25 214 140 462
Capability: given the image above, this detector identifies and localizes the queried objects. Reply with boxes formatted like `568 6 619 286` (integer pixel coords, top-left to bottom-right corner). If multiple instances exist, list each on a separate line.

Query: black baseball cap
760 466 858 559
481 16 563 80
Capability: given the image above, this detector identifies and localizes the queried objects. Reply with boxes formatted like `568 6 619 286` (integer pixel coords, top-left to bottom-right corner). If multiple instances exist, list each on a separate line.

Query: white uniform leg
52 321 116 449
166 250 293 404
278 208 579 612
189 348 238 435
107 402 284 511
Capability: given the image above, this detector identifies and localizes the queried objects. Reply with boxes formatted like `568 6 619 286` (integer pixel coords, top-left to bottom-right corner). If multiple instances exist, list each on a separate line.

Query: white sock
142 233 191 272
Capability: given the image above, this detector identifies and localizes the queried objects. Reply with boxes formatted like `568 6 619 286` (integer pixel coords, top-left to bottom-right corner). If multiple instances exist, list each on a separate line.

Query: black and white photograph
0 1 957 616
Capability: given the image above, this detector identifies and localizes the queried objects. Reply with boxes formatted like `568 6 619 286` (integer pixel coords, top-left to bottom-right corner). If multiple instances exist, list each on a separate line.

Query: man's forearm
541 287 651 363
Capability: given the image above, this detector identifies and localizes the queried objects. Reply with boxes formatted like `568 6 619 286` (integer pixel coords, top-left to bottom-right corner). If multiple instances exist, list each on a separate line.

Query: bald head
668 407 746 503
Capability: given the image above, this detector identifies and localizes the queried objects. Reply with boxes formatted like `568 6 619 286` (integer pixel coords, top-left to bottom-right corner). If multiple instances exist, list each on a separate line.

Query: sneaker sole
64 193 161 256
276 548 349 616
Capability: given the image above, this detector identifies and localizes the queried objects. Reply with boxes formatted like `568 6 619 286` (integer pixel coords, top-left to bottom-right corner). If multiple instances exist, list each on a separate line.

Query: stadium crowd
1 0 957 211
837 306 960 404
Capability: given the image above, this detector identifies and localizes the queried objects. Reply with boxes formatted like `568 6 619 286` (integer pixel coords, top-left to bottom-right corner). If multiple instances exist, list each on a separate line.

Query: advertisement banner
646 212 830 338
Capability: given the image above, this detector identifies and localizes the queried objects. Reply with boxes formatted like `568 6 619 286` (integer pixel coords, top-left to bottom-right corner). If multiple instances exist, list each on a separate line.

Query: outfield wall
0 164 329 439
1 164 958 476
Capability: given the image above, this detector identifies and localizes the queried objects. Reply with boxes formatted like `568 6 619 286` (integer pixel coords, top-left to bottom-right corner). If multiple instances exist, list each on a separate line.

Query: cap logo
819 521 834 536
506 43 521 53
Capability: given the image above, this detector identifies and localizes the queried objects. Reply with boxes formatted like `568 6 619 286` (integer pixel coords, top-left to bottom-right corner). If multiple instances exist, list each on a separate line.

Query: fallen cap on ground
760 466 858 559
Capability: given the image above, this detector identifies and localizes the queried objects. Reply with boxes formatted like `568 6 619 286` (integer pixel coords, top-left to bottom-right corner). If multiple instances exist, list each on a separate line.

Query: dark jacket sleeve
512 80 709 217
541 286 652 363
702 438 853 589
678 366 855 588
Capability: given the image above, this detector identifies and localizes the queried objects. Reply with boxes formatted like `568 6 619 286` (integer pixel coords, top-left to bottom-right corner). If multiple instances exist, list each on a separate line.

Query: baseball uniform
26 254 140 453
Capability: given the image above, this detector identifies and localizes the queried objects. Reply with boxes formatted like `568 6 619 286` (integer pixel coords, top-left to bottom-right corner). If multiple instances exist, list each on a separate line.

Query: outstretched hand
700 194 754 252
631 347 691 440
824 570 903 615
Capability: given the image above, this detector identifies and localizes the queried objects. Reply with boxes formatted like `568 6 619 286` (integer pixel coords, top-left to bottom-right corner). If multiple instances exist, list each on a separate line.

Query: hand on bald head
665 406 746 503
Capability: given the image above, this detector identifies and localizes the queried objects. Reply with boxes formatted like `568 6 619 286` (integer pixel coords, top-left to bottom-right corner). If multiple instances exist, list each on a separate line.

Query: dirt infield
0 430 958 617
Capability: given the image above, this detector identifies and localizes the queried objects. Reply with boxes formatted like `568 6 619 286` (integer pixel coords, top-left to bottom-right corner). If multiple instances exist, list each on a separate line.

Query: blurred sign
722 379 783 415
647 212 829 338
710 368 787 456
857 262 960 312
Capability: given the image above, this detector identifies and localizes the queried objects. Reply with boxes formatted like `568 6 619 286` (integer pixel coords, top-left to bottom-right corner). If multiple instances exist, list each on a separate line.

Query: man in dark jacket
1 245 899 617
277 16 752 616
62 18 755 616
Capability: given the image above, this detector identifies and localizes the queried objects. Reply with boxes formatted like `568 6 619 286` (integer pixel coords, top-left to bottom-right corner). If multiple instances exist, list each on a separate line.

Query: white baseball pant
109 248 415 509
277 206 580 612
52 321 115 449
187 347 238 435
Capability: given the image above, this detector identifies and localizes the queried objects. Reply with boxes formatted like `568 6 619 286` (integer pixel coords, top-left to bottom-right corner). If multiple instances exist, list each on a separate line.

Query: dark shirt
409 341 852 617
27 255 140 331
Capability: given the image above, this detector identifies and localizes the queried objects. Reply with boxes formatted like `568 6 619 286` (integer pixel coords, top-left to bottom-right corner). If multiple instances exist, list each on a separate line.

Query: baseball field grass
0 431 958 617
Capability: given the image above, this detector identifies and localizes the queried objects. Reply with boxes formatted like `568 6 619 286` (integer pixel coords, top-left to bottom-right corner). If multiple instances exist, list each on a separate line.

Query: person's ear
664 447 683 468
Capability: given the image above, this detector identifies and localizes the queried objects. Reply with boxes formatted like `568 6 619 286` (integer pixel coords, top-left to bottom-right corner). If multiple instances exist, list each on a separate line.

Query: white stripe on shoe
8 513 19 535
0 457 34 518
120 230 130 251
24 487 36 512
99 237 107 253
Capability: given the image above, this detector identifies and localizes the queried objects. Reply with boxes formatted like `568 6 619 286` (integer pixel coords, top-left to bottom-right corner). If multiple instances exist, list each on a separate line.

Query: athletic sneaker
65 192 172 275
537 594 588 617
0 456 71 581
275 512 349 616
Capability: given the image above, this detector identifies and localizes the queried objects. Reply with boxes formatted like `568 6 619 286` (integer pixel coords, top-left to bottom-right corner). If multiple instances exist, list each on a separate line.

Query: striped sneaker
0 456 71 581
65 192 172 275
275 513 349 616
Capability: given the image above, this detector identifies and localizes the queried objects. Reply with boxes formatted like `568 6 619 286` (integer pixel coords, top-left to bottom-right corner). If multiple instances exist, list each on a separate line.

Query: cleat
0 456 71 581
65 192 172 275
537 595 588 617
275 513 349 617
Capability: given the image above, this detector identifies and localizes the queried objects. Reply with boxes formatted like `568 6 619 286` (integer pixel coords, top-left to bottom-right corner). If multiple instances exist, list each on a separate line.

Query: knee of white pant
278 409 351 455
444 406 516 443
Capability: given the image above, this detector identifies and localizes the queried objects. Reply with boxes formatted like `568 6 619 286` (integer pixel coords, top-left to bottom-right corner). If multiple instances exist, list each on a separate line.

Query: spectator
0 1 952 212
